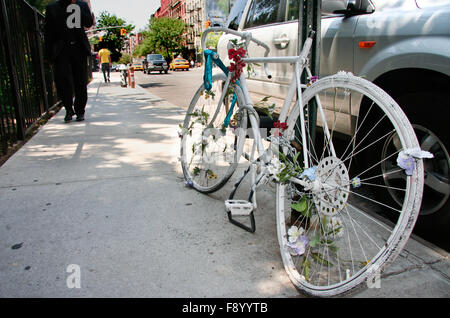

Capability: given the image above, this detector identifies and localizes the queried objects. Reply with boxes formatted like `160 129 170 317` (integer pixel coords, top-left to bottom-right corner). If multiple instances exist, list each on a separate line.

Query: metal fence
0 0 59 155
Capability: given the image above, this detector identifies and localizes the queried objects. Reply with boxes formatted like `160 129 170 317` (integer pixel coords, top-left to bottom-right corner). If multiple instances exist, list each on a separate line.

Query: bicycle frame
200 27 340 229
209 29 336 173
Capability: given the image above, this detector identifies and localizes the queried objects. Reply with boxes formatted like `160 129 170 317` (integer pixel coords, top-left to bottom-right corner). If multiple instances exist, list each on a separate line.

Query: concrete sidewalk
0 72 448 298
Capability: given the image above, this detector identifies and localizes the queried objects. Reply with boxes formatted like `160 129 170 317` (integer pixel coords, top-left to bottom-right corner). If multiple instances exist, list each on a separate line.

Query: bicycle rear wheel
275 73 424 296
180 74 246 193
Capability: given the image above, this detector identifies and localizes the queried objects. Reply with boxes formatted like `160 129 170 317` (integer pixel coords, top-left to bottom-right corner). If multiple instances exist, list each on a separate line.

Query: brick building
151 0 237 63
127 32 144 57
185 0 205 63
170 0 186 19
154 0 171 18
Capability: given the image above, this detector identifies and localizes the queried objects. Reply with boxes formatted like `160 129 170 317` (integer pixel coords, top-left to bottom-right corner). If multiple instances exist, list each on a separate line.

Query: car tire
358 87 450 251
394 91 450 251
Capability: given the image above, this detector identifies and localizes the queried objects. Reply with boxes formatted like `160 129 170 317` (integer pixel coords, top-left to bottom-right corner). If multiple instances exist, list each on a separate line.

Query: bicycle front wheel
276 73 424 296
180 74 246 193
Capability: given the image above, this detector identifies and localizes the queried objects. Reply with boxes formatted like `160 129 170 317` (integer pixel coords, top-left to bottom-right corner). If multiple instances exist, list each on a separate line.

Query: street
0 0 447 303
135 67 203 110
0 72 448 299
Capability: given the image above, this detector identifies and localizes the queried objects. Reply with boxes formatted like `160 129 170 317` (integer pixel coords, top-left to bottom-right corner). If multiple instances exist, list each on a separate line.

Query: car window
244 0 284 29
226 0 248 30
148 54 163 60
286 0 300 21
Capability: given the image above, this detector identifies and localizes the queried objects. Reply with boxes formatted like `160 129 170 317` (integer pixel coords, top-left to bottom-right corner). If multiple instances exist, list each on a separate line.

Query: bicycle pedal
225 200 254 216
225 200 256 233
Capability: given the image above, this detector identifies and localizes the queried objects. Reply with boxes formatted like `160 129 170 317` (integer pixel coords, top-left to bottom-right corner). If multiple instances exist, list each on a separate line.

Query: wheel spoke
181 75 244 192
276 75 422 296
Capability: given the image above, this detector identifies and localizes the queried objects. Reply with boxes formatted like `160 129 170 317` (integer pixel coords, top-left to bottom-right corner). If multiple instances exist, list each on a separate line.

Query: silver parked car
218 0 450 250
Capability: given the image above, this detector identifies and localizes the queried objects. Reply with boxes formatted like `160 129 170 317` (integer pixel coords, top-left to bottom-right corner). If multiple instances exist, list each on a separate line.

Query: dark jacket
44 0 94 61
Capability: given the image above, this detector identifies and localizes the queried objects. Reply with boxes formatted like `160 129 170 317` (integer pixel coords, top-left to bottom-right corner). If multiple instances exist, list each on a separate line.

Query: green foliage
95 11 134 62
217 0 230 14
276 149 303 184
118 53 131 65
25 0 52 13
203 32 223 51
255 95 276 119
141 17 187 60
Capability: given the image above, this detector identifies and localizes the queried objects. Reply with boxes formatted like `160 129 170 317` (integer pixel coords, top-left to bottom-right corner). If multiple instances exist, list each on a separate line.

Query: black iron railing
0 0 59 155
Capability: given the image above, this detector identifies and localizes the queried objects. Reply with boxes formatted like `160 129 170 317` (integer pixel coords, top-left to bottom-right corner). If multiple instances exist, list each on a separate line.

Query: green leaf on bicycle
193 166 200 176
301 258 311 281
309 233 321 248
328 243 339 254
291 198 307 213
263 108 273 120
311 252 333 267
291 197 312 218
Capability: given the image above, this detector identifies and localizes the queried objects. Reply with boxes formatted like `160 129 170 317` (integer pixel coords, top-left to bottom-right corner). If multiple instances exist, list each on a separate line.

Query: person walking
44 0 94 123
98 44 111 83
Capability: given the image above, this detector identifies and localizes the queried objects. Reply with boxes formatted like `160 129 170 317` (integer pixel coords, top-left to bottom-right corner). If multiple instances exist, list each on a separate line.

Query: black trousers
101 63 110 82
53 43 89 115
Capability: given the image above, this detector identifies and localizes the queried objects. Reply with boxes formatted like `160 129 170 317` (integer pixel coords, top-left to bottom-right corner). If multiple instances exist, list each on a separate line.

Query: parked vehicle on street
170 58 190 71
144 54 169 74
218 0 450 250
116 64 126 72
132 61 144 71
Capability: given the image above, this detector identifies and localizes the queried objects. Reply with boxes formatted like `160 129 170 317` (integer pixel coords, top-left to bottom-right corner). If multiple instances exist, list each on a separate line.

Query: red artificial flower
228 47 246 83
274 121 288 131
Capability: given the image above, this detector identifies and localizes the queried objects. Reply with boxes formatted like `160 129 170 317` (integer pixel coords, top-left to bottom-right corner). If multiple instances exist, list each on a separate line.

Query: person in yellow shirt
98 44 112 83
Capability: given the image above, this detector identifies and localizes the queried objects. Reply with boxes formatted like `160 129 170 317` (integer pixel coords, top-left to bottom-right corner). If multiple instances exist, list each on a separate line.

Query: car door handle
274 36 290 49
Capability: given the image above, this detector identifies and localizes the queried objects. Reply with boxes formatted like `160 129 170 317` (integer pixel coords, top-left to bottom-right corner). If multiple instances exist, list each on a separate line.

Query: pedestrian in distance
98 44 112 83
44 0 94 123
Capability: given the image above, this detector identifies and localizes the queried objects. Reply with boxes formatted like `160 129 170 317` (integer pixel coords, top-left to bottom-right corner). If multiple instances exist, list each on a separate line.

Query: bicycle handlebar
201 27 272 79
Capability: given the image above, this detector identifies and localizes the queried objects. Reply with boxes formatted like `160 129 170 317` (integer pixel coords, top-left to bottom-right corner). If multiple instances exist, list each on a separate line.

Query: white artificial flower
267 157 285 180
177 127 189 138
287 235 309 256
287 225 305 243
402 147 434 159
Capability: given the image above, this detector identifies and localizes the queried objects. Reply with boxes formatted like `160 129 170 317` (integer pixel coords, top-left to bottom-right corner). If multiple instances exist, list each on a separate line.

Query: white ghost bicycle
180 27 427 297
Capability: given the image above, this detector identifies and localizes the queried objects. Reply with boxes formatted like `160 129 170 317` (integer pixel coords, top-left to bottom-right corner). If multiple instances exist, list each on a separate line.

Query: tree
95 11 134 62
132 31 154 58
204 32 223 51
144 17 187 60
118 53 131 65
